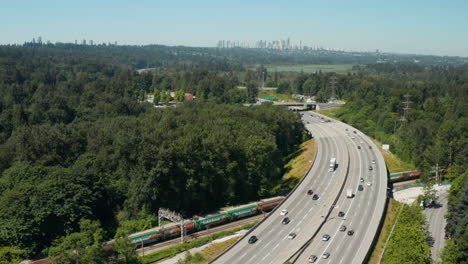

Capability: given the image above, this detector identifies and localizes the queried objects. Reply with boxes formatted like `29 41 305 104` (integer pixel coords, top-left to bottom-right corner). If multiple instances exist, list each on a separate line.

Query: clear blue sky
1 0 467 56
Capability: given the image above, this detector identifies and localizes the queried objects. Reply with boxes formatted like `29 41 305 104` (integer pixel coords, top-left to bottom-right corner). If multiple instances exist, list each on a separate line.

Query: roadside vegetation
258 90 295 102
439 172 468 263
380 204 431 264
140 222 256 264
368 199 404 264
176 236 239 264
270 138 316 194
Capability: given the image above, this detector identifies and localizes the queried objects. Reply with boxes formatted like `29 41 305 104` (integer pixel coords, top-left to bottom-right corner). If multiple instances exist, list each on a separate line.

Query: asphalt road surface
425 190 448 262
212 112 387 264
294 112 387 264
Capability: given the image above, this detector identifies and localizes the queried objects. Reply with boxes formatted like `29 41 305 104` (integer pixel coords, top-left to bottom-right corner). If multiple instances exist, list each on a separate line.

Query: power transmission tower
400 94 412 122
329 76 337 99
158 208 186 243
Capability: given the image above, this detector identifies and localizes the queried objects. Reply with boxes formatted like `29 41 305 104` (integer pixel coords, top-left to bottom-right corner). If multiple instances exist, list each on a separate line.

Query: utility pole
158 208 186 243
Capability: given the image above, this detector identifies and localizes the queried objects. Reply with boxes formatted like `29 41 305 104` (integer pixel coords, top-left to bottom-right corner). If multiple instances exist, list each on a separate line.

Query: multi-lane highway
293 112 387 264
211 111 387 264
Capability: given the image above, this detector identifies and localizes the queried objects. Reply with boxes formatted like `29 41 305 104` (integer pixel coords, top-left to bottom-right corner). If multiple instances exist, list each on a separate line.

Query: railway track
137 213 267 256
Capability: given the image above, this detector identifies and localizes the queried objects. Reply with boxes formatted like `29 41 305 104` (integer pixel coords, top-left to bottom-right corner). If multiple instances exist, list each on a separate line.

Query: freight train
26 196 284 264
127 196 284 247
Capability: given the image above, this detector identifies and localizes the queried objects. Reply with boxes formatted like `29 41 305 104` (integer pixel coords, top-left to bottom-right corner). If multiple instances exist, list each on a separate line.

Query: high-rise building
90 40 93 45
38 36 42 44
82 39 86 45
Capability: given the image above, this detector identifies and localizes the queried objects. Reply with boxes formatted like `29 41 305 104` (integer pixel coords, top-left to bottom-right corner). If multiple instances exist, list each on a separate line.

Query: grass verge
367 199 403 264
270 138 316 194
370 139 416 173
177 236 240 264
140 222 257 264
258 90 295 102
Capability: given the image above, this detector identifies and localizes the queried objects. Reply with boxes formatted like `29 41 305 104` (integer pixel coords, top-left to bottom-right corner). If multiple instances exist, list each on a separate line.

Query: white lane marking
261 253 270 261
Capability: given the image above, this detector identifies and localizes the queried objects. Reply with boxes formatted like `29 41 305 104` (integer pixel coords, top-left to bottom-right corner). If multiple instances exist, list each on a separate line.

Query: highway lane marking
261 253 270 261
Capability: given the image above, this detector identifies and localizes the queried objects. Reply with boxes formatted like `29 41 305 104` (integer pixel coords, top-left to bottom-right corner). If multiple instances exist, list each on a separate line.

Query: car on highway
369 146 372 149
312 194 319 200
353 130 357 134
338 211 345 217
368 166 373 170
360 177 364 182
345 128 348 131
282 217 290 225
307 189 313 195
248 235 258 244
280 209 288 216
367 182 372 186
357 146 361 149
358 185 364 191
360 141 364 144
308 255 318 263
288 232 297 240
322 234 330 241
339 225 347 231
372 159 376 164
322 252 330 259
351 136 355 139
347 229 354 236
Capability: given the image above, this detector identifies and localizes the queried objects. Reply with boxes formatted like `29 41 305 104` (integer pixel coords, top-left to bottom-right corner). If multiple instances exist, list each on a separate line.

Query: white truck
329 157 336 172
346 188 354 198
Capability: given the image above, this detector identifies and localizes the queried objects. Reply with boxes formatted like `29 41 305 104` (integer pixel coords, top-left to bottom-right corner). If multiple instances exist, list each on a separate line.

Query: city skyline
1 0 468 57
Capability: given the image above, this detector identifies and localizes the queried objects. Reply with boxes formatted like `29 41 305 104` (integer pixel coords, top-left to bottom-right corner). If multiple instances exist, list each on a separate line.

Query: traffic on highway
211 111 387 264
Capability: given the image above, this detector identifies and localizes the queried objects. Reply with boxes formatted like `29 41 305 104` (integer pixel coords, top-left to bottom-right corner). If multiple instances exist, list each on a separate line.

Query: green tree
0 247 27 264
175 89 185 102
246 81 258 103
48 219 106 264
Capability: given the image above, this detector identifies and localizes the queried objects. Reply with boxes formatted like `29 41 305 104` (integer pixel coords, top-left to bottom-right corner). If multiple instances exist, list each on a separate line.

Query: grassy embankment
258 90 295 102
367 199 404 264
270 138 317 194
140 222 256 264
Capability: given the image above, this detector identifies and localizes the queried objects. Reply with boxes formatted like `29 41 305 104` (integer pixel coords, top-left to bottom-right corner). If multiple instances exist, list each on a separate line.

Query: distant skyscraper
38 36 42 44
75 40 77 45
32 38 36 44
90 40 93 45
82 39 86 45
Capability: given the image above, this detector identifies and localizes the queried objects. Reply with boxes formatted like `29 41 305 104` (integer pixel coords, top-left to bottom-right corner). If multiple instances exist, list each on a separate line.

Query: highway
212 112 351 264
425 190 448 262
293 112 387 264
211 111 387 264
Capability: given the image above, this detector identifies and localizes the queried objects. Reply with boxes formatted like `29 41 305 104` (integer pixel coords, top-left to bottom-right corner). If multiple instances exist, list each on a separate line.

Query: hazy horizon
2 0 468 57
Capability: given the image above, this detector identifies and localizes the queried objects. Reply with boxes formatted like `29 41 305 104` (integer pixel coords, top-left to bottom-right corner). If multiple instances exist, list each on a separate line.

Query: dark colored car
358 185 364 191
282 217 290 225
353 131 357 134
308 255 318 263
312 194 319 200
357 146 361 149
248 235 258 244
307 189 313 195
339 225 347 231
338 211 345 217
348 230 354 236
368 166 373 170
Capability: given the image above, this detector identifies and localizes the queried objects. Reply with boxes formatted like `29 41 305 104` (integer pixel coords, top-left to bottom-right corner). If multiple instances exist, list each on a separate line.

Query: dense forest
0 46 307 260
0 44 466 263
